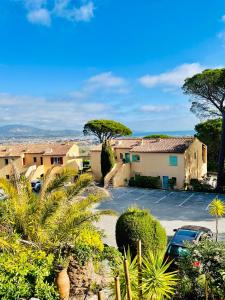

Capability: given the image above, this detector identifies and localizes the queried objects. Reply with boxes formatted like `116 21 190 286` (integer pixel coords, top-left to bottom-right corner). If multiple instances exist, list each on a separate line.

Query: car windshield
176 230 198 238
168 245 188 257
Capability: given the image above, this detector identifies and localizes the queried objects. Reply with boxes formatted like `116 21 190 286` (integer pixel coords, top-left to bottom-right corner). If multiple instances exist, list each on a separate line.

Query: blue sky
0 0 225 132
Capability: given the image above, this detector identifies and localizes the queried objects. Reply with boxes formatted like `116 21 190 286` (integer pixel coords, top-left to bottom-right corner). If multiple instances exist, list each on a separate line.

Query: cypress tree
101 141 115 178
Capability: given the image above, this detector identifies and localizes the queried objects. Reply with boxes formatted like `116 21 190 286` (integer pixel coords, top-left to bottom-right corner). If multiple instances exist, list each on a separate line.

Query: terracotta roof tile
91 138 194 153
0 142 74 157
130 138 194 153
113 138 142 149
91 138 142 151
0 144 27 157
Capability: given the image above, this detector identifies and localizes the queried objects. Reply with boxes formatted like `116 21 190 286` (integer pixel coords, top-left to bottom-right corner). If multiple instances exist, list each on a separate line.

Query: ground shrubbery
129 175 161 189
175 240 225 300
0 243 58 300
115 207 167 257
189 179 214 192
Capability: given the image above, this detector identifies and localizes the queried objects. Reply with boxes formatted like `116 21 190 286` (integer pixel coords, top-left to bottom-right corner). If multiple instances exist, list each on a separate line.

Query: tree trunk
216 112 225 192
56 268 70 300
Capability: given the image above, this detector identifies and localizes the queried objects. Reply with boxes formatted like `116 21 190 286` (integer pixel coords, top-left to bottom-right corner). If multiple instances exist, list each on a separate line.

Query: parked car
31 180 42 193
165 225 213 266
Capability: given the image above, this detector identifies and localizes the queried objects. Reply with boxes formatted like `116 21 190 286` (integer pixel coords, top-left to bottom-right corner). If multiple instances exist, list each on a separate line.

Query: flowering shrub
175 240 225 299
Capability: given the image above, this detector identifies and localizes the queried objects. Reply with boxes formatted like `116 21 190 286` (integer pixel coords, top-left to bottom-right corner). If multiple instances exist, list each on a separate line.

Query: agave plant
0 168 111 256
142 251 178 300
208 198 225 241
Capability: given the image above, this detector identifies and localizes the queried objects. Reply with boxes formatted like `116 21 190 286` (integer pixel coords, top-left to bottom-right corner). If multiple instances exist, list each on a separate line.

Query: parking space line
205 194 218 211
135 194 146 201
134 189 155 201
116 188 143 199
155 192 174 203
178 193 194 207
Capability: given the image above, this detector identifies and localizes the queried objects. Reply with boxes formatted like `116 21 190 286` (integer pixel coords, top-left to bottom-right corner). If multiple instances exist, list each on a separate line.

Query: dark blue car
165 225 213 262
31 179 42 193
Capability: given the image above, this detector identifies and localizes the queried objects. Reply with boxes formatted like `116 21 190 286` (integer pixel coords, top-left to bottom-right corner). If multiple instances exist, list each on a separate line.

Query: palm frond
38 191 65 226
209 198 225 217
65 173 93 200
0 178 17 198
46 168 77 194
95 209 117 216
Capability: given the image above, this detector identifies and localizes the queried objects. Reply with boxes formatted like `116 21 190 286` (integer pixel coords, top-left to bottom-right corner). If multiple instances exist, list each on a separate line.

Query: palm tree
208 198 225 241
0 168 111 299
0 169 108 250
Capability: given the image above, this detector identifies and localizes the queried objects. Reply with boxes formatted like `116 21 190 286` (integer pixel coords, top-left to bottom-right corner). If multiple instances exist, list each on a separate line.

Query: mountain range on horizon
0 124 82 137
0 124 195 138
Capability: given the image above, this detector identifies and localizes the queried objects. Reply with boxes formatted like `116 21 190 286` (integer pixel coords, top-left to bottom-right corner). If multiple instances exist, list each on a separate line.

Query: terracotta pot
56 268 70 300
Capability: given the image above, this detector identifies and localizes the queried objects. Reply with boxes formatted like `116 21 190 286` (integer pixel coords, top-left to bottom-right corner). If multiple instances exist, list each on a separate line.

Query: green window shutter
169 156 178 166
132 154 136 162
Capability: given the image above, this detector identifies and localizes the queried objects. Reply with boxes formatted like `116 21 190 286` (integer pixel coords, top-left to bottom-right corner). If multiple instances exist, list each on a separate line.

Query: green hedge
116 207 167 257
189 179 214 192
129 175 161 189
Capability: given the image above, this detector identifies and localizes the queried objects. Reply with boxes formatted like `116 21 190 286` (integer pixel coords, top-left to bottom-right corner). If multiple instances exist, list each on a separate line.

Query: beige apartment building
0 142 83 180
90 137 207 189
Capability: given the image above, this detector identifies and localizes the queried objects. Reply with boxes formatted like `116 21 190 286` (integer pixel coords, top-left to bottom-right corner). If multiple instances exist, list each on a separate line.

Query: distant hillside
0 125 81 137
133 130 195 137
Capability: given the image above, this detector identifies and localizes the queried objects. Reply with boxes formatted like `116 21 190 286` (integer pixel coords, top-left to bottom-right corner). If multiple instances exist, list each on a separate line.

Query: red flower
193 261 201 268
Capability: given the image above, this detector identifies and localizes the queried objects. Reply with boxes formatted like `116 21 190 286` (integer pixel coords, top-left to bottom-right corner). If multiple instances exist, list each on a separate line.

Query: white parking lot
96 187 225 246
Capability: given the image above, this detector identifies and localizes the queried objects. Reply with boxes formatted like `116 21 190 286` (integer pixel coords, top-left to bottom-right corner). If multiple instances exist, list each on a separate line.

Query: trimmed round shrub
116 207 167 257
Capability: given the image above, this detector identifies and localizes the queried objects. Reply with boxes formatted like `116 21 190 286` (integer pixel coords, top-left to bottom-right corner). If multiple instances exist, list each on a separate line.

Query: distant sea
132 130 195 137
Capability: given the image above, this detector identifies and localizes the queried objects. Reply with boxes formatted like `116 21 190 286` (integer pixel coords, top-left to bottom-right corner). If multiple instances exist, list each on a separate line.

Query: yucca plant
208 198 225 241
142 251 178 300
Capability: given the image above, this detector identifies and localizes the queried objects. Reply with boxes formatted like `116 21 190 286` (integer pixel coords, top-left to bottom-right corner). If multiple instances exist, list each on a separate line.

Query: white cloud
70 2 94 22
140 104 171 113
139 63 205 88
70 72 128 100
88 72 126 88
27 8 51 26
20 0 95 26
0 93 110 129
54 0 94 22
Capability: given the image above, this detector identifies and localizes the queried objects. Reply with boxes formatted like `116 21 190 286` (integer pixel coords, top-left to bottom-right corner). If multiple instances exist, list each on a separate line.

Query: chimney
137 139 144 146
